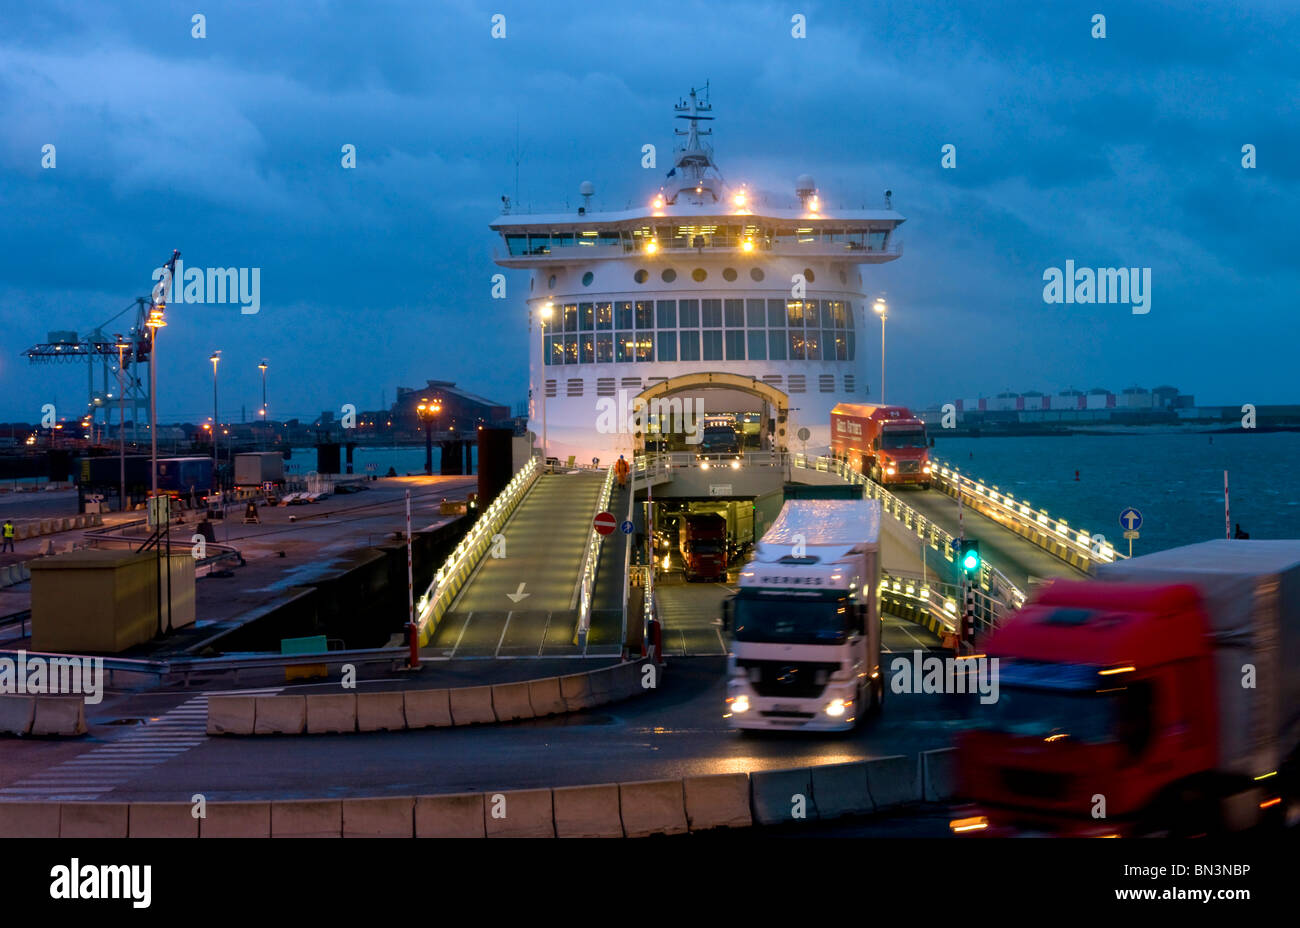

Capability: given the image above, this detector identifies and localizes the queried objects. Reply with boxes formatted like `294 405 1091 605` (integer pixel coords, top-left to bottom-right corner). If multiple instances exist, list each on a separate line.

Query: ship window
702 330 723 361
692 268 708 282
725 330 746 360
846 300 855 328
506 234 528 256
788 331 806 360
679 331 701 362
634 334 654 362
661 268 677 283
839 269 848 285
746 299 765 327
544 334 562 366
579 303 594 330
634 269 649 284
724 299 744 327
750 267 765 282
805 299 820 328
766 299 785 327
768 330 787 361
803 330 819 359
553 232 574 248
529 234 550 254
595 302 612 330
548 274 557 288
678 299 699 327
582 271 594 287
869 231 887 250
701 299 722 327
616 301 633 329
803 267 816 283
747 331 767 360
657 332 677 362
786 300 805 328
580 334 595 364
656 300 676 328
596 333 614 363
598 231 620 247
635 301 654 329
846 331 856 360
616 333 635 363
822 330 837 360
722 267 738 282
563 303 578 333
564 334 578 364
828 300 846 329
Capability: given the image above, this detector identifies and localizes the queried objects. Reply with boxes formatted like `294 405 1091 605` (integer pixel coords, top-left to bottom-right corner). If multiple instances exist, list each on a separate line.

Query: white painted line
449 611 474 658
537 611 552 657
494 611 514 658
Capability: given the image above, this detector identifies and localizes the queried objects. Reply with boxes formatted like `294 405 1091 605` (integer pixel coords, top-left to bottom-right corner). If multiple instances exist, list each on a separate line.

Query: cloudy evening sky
1 0 1296 424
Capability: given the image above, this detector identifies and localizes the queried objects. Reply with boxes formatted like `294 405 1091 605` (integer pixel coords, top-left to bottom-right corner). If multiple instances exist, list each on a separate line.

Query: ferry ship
491 86 904 465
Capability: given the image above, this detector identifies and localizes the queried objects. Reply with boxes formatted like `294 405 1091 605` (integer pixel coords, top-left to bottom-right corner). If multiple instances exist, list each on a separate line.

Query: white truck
723 497 883 731
234 452 284 487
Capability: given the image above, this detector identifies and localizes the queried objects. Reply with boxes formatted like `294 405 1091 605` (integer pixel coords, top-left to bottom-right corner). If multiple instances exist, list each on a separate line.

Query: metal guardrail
574 464 616 648
415 456 540 644
635 450 791 478
879 570 1012 637
929 459 1121 569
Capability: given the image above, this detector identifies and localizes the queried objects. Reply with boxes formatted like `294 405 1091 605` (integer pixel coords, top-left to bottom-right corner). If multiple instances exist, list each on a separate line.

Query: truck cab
680 512 728 582
831 403 932 489
724 499 883 732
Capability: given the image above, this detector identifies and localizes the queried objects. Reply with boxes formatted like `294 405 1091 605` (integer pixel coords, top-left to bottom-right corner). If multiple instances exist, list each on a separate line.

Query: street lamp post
872 297 888 404
416 398 442 476
258 359 268 420
209 351 221 463
146 249 177 639
539 302 553 465
115 334 128 511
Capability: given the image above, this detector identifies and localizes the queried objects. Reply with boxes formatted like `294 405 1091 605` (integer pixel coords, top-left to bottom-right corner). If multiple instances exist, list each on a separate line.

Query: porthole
692 268 708 282
530 277 535 292
548 274 557 288
722 267 738 282
662 268 677 283
803 267 816 283
634 269 649 284
582 271 594 287
839 269 848 285
750 267 765 282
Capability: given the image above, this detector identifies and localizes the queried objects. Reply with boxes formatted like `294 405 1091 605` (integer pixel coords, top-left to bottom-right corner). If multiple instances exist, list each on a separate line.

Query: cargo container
234 451 285 487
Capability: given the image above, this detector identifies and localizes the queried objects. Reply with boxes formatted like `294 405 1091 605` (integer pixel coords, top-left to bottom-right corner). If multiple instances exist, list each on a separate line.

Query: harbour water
931 430 1300 555
285 445 475 477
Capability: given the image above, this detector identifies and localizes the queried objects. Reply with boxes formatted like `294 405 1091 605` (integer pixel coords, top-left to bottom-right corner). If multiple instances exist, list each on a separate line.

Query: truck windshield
881 429 926 449
733 595 851 645
690 541 724 554
969 686 1119 744
701 427 738 451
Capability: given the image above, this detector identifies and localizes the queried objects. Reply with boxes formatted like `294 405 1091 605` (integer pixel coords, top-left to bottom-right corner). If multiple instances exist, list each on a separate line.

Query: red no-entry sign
594 511 617 535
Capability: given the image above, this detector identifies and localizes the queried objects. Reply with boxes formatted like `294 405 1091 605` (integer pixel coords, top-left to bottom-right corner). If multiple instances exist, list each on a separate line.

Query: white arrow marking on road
507 582 529 603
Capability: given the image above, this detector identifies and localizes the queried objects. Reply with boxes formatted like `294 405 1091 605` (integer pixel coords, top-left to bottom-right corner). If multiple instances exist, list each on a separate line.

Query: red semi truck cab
954 540 1300 837
680 513 728 582
830 403 932 488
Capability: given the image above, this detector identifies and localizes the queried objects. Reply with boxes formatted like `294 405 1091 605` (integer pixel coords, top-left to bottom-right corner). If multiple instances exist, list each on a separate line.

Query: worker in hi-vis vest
1 519 14 553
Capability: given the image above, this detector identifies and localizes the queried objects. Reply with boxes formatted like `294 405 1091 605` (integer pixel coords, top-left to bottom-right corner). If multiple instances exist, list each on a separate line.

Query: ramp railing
415 456 540 644
574 463 616 649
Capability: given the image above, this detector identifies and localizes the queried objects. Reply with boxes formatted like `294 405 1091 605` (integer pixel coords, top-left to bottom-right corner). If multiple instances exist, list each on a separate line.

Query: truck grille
898 460 920 473
736 659 839 699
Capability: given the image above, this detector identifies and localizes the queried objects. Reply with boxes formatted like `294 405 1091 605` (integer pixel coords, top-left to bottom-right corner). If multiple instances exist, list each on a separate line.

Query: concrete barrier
810 761 874 818
343 797 414 838
527 677 567 717
448 685 495 725
0 695 36 735
586 666 619 705
306 693 357 733
559 672 595 711
865 754 919 810
207 695 256 735
484 788 554 838
684 773 752 832
254 695 306 735
404 688 453 728
356 692 406 732
921 747 958 801
128 802 199 838
200 802 272 838
0 802 59 837
271 800 343 837
609 661 644 700
490 682 534 722
750 767 817 825
30 695 87 736
415 793 485 838
60 802 129 838
553 783 623 838
619 779 688 837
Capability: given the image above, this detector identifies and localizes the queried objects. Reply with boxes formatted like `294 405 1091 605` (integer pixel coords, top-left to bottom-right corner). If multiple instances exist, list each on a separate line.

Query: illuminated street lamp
258 359 268 419
416 397 442 476
209 351 221 460
539 301 553 465
872 297 888 404
115 334 129 510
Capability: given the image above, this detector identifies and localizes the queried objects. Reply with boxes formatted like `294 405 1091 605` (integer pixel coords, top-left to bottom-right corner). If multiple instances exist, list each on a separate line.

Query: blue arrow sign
1119 508 1143 531
620 520 635 535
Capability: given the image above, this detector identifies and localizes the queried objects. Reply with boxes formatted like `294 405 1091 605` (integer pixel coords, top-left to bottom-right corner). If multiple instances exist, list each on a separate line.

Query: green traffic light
961 548 980 571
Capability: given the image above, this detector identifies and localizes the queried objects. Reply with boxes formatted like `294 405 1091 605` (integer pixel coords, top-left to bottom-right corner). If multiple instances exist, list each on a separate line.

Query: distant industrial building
392 381 512 434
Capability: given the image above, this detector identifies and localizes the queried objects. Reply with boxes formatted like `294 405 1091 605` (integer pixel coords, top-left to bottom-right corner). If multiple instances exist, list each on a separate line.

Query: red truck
830 403 932 488
680 513 728 582
953 539 1300 837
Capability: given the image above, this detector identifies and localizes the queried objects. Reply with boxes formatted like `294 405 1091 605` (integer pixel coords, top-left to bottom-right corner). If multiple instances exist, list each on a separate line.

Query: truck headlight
886 467 896 475
729 695 751 713
825 698 847 717
923 464 932 473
